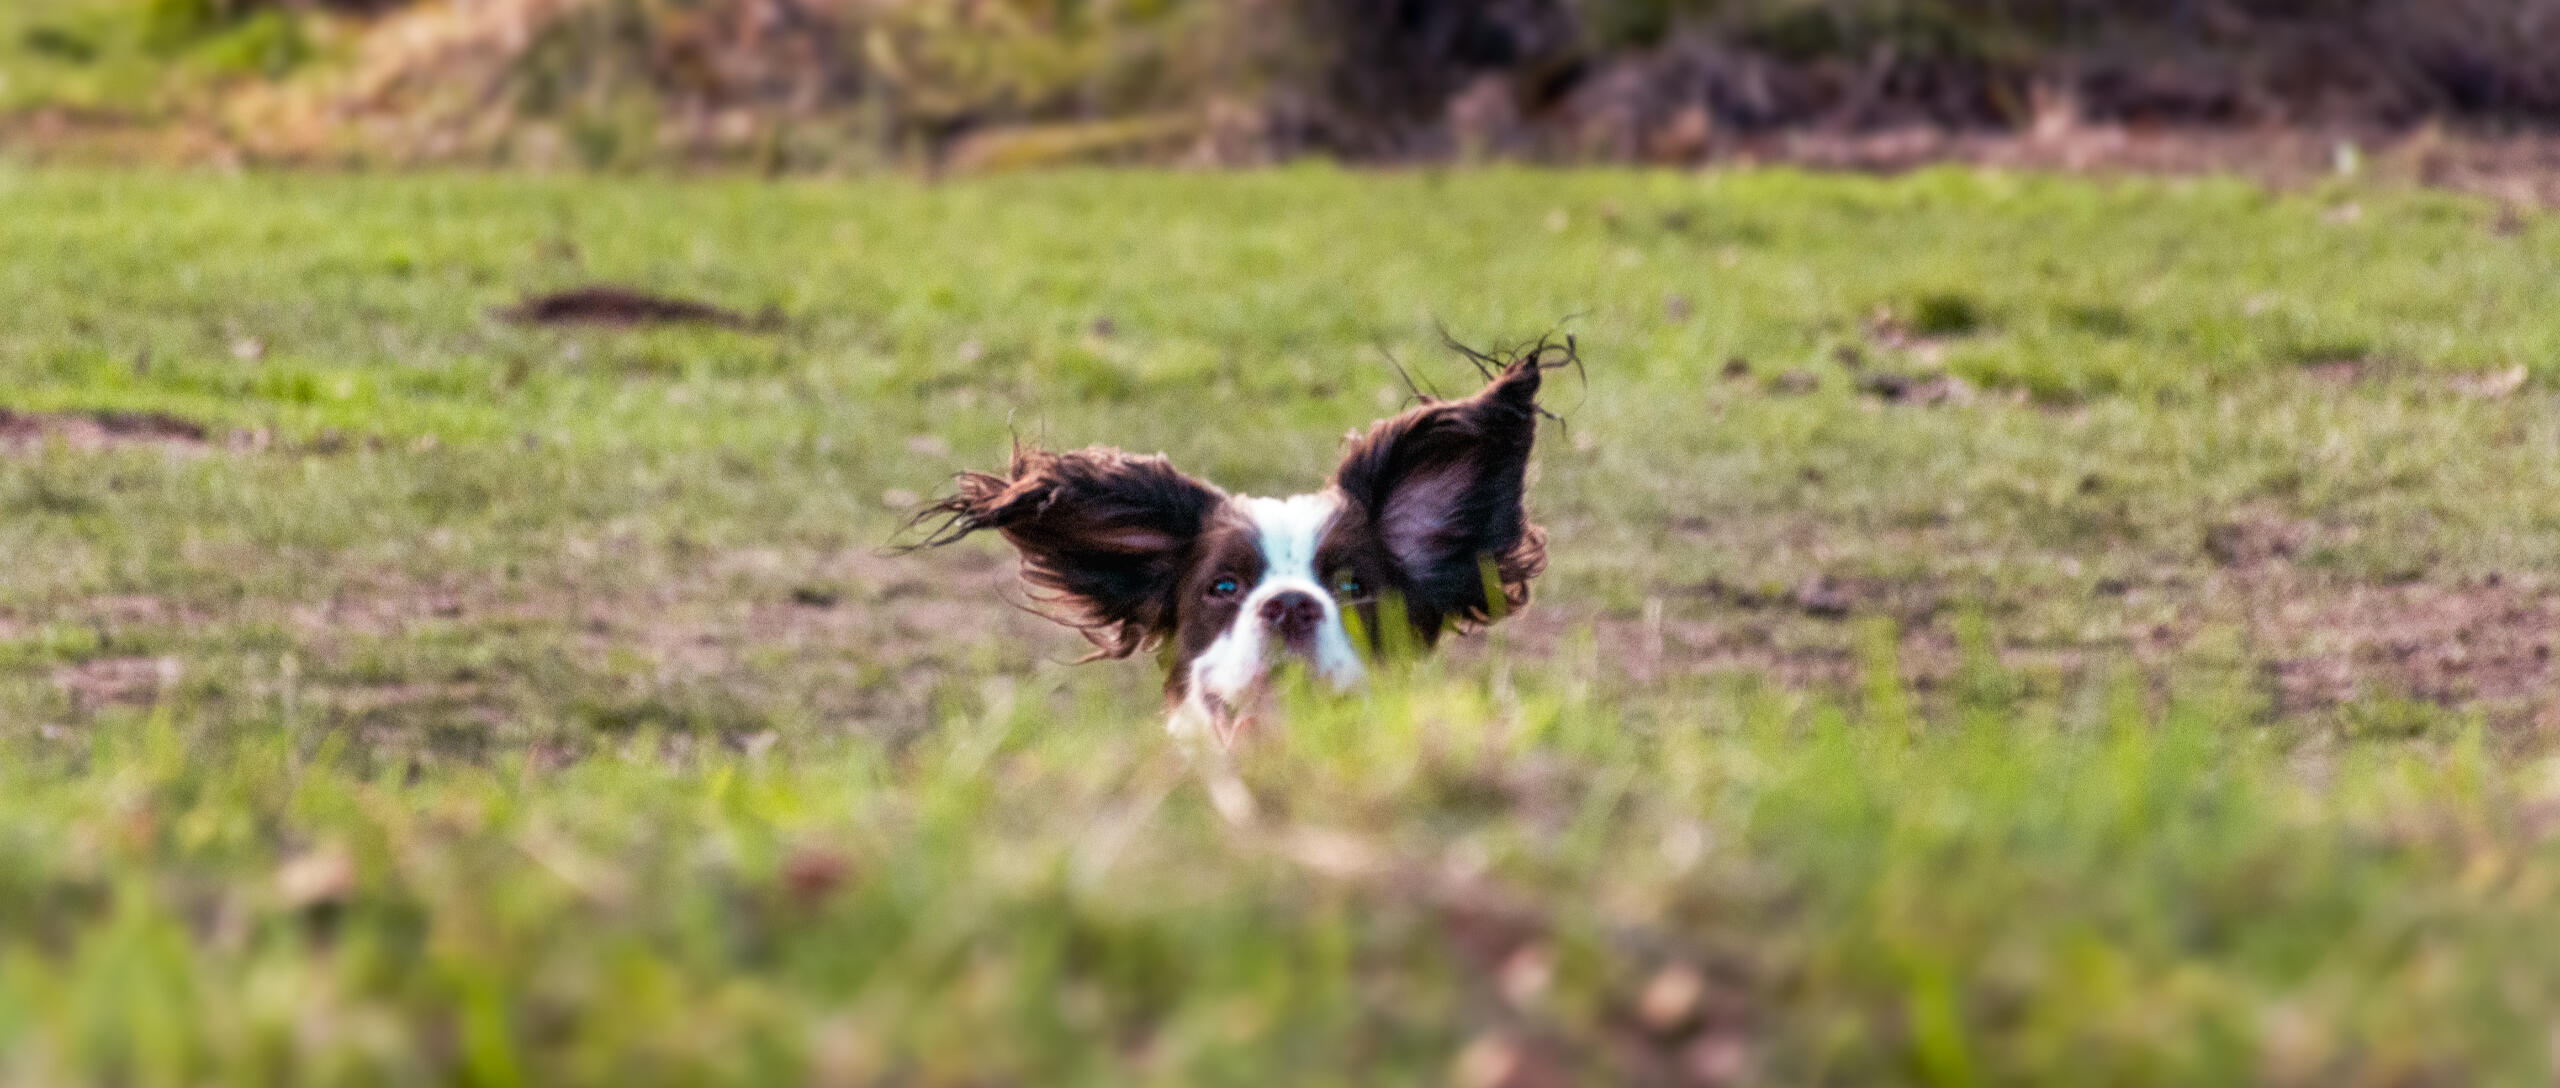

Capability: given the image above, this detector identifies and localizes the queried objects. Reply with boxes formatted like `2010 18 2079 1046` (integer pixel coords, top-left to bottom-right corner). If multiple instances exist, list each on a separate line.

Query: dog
916 346 1559 744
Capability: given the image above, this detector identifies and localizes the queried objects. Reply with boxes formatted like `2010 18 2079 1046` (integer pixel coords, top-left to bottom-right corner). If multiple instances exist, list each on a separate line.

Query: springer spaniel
918 348 1558 744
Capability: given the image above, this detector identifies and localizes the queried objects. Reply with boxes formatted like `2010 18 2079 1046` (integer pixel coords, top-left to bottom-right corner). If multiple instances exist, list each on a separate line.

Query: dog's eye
1208 577 1241 599
1331 574 1363 598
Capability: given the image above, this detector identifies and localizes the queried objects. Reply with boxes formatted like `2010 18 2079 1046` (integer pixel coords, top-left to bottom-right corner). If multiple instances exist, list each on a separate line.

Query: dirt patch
1476 562 2560 729
2447 366 2531 399
2249 574 2559 718
1763 370 1820 397
53 656 179 710
90 595 180 626
322 680 507 732
496 287 773 330
2201 509 2310 569
1461 574 1955 694
269 550 1049 742
1855 370 1975 407
289 590 465 640
2082 532 2560 724
16 595 211 641
2296 358 2533 399
1677 575 1946 625
2300 358 2379 387
0 409 211 454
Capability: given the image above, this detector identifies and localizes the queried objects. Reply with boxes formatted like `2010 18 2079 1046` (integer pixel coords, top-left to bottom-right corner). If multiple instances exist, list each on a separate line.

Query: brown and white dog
918 351 1555 744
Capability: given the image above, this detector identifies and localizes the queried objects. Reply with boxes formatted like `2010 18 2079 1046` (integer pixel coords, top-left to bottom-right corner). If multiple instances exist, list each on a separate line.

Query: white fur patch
1169 491 1365 737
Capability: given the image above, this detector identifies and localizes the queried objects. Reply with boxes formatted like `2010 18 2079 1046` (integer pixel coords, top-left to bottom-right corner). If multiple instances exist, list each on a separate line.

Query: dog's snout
1258 590 1323 647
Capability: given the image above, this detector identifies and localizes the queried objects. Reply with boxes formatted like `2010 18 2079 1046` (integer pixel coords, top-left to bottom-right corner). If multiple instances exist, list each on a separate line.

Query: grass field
6 165 2560 1084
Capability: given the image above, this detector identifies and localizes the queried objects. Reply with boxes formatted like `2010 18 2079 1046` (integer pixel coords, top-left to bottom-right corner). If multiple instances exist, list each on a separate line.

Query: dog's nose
1258 590 1323 648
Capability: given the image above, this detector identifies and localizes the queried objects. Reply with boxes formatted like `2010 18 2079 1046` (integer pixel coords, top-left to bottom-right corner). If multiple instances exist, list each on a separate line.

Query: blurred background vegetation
6 0 2560 169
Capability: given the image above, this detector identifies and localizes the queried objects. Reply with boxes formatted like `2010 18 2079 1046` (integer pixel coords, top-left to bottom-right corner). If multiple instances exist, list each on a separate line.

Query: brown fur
914 445 1226 659
1329 355 1549 638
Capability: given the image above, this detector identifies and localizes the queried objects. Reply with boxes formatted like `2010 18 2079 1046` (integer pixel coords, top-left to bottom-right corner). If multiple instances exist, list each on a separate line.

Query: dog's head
917 352 1554 743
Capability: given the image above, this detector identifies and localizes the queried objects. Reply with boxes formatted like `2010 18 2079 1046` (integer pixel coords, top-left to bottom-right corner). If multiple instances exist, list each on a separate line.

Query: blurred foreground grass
5 166 2560 1082
10 665 2560 1084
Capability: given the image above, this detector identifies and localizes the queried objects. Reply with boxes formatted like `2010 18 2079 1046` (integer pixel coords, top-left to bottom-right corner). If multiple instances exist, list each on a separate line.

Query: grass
0 0 320 116
0 1 168 113
4 165 2560 1082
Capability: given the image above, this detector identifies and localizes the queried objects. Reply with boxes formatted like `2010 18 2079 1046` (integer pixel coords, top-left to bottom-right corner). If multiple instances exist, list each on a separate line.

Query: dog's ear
916 445 1224 658
1332 355 1548 635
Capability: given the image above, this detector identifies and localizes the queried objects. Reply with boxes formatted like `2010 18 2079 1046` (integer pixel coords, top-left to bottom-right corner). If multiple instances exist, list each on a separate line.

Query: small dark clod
497 286 771 330
1857 371 1969 406
1793 576 1854 618
1767 370 1819 396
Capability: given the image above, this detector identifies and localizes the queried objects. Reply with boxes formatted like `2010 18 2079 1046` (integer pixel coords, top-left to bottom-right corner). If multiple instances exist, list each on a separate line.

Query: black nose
1258 590 1323 647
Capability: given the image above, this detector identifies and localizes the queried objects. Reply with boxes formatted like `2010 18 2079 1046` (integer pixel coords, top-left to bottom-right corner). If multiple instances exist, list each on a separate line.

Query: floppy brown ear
916 445 1225 658
1331 355 1548 635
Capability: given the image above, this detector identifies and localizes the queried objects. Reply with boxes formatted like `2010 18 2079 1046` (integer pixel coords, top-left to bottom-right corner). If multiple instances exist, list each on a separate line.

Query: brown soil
244 547 1052 740
1453 572 1944 693
2201 507 2307 570
1459 498 2560 729
53 656 179 710
2248 573 2557 718
0 409 212 454
496 287 771 330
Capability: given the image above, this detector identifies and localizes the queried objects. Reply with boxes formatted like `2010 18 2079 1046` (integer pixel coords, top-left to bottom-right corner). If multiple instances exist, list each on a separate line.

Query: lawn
5 165 2560 1084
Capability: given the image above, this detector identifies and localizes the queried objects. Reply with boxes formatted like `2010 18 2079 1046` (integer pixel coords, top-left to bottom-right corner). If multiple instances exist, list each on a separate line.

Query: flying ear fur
915 445 1224 659
1332 349 1553 636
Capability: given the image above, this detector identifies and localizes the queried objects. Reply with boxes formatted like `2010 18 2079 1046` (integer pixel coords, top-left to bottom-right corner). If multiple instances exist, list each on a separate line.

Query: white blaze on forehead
1168 490 1365 738
1241 492 1340 579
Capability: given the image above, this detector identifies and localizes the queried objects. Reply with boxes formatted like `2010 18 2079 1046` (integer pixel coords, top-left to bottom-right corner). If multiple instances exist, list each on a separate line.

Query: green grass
5 165 2560 1082
0 0 317 116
